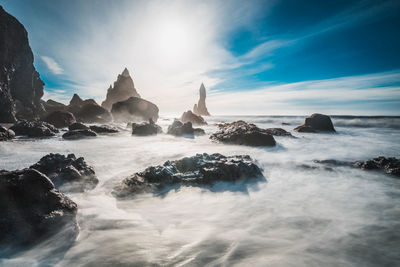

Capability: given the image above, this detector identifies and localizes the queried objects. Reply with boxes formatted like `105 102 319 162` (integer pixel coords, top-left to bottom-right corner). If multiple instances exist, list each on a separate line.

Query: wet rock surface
294 113 335 133
10 120 59 137
0 125 15 141
131 120 162 135
210 121 276 147
112 153 265 198
181 110 207 125
265 128 293 137
89 125 119 134
0 168 78 252
68 122 89 131
167 120 205 137
44 110 76 128
30 153 99 192
62 129 97 140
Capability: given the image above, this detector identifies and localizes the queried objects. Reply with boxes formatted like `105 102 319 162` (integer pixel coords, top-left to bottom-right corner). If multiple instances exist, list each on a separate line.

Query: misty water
1 116 400 266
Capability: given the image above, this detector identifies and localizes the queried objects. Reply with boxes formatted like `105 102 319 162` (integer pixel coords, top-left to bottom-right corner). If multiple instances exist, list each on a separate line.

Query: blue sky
1 0 400 115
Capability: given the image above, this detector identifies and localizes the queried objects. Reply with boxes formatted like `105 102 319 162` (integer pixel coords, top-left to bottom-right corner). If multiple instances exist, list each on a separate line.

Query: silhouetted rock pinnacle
101 68 140 111
193 83 210 116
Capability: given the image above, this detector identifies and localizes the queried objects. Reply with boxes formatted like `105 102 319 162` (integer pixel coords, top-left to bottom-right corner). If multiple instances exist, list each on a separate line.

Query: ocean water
1 115 400 267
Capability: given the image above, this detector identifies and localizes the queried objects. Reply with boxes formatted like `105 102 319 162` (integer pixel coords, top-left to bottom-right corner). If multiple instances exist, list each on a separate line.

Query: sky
1 0 400 115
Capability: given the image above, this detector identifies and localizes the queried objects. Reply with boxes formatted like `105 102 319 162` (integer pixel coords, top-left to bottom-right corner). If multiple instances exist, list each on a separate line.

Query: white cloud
41 55 63 75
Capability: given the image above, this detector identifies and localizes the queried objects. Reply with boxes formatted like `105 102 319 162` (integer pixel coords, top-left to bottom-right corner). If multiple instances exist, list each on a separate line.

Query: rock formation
131 120 162 136
181 110 207 125
112 153 265 198
67 94 111 123
210 121 276 147
294 113 336 133
89 125 119 134
101 68 140 111
193 83 210 116
0 125 15 141
0 6 45 122
167 120 205 136
41 99 67 114
111 97 159 122
44 110 76 128
62 129 97 140
10 120 59 137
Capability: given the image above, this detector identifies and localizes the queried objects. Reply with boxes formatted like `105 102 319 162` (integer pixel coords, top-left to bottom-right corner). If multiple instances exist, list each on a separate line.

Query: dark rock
111 96 159 122
167 120 205 136
193 83 210 116
67 94 111 123
112 153 265 198
354 156 400 177
181 110 207 125
68 122 89 131
69 93 84 107
0 125 15 141
101 68 140 111
30 153 99 192
10 120 59 137
0 168 78 251
210 121 276 147
62 129 97 140
294 113 335 133
0 6 45 122
44 110 76 128
281 122 291 125
132 120 162 135
41 99 67 114
265 128 293 137
89 125 119 134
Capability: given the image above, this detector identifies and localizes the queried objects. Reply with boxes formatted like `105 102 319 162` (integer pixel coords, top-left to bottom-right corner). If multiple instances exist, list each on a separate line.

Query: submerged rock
167 120 205 136
68 122 89 131
131 120 162 135
44 110 76 128
112 153 265 198
111 96 159 122
0 125 15 141
181 110 207 125
210 121 276 147
30 153 99 192
193 83 210 116
10 120 59 137
0 169 78 252
89 125 119 134
294 113 335 133
355 156 400 177
62 129 97 140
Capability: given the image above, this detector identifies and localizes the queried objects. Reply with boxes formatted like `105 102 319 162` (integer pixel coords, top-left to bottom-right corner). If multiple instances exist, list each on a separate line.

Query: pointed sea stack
193 83 210 116
101 68 140 111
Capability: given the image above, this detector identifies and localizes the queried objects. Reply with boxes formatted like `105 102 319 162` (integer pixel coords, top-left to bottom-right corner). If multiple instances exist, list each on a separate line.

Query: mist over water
1 116 400 266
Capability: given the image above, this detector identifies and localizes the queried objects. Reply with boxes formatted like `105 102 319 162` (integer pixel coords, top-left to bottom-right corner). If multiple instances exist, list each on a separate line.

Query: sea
1 115 399 266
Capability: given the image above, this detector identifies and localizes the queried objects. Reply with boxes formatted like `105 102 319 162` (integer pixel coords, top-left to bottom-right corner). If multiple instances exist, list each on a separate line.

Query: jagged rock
210 121 276 147
10 120 59 137
193 83 210 116
41 99 67 114
132 120 162 135
30 153 99 192
0 168 78 252
101 68 141 111
44 110 76 128
62 129 97 140
265 128 293 137
0 6 45 122
69 93 83 106
181 110 207 125
68 122 89 131
67 94 111 123
111 96 159 122
112 153 265 198
0 125 14 141
354 156 400 177
89 125 119 134
167 120 205 136
294 113 335 133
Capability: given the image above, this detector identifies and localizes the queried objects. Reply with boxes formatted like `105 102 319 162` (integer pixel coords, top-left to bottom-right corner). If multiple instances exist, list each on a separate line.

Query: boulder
112 153 265 198
210 121 276 147
294 113 335 133
30 153 99 192
111 96 159 122
167 120 205 136
265 128 293 137
0 6 45 122
0 169 78 251
68 122 89 131
10 120 59 137
0 125 15 141
181 110 207 125
354 156 400 177
67 94 111 123
44 110 76 128
101 68 141 111
132 120 162 135
89 125 119 134
192 83 210 116
62 129 97 140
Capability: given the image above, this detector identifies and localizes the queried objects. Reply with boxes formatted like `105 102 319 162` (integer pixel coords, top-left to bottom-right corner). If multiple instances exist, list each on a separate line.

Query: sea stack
101 68 140 111
193 83 210 116
0 5 45 122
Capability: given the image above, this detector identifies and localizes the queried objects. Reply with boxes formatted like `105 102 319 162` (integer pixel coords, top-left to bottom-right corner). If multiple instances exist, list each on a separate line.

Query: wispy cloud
41 56 63 75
